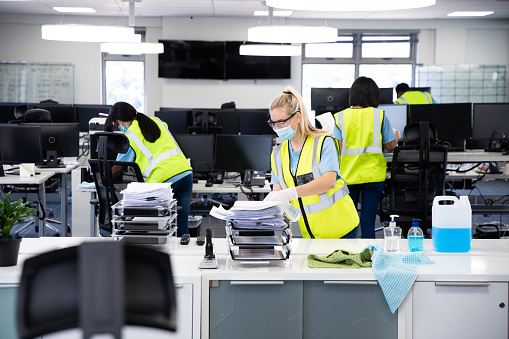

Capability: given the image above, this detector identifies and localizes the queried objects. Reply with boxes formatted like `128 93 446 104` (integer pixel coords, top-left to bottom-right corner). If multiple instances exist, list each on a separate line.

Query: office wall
0 14 508 115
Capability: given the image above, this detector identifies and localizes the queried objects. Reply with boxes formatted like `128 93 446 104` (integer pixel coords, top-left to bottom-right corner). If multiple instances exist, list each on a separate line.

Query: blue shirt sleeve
381 115 396 144
332 121 343 141
116 146 135 162
320 137 341 178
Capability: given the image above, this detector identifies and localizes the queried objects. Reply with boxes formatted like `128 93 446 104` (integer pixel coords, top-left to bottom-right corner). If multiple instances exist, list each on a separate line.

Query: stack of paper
210 201 287 230
121 182 173 207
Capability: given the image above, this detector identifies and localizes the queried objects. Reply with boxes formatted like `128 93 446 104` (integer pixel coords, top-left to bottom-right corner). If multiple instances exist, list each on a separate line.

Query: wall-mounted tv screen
158 40 291 80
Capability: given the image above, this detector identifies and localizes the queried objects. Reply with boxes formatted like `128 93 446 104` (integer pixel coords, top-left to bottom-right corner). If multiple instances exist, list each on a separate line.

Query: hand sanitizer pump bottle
408 219 424 252
384 214 401 252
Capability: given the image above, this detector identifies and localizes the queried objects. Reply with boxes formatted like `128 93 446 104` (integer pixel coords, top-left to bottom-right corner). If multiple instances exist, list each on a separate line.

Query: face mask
118 124 129 133
276 123 297 141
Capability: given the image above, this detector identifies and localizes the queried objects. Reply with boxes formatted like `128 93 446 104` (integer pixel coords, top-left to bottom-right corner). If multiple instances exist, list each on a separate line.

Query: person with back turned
394 83 435 105
105 101 193 236
264 87 359 239
333 77 400 238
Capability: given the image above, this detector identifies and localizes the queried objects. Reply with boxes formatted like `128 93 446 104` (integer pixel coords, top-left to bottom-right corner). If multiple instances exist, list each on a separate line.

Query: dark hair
105 101 161 143
395 83 410 93
349 76 380 108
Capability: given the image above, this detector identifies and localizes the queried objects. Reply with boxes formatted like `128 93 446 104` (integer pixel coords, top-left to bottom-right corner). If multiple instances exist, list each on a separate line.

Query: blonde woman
264 87 359 238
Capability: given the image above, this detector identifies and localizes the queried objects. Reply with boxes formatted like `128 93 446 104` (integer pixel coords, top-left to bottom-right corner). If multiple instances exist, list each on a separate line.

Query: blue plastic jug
432 196 471 252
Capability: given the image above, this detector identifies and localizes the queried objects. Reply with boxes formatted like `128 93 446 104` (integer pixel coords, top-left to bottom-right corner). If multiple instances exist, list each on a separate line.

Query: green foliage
0 193 35 241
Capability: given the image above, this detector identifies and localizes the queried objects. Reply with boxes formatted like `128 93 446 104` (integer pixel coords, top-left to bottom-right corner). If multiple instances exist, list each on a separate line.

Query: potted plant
0 193 35 266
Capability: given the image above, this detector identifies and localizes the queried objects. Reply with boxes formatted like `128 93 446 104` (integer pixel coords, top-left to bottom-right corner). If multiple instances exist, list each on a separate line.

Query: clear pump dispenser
408 219 424 252
384 214 401 252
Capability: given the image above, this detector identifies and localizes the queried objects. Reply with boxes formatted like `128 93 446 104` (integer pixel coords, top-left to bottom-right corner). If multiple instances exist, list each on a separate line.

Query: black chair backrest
17 242 177 339
24 108 52 123
403 122 439 145
88 132 144 235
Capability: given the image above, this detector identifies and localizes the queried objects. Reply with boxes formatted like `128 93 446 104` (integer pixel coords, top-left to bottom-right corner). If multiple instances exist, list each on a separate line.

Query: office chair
17 241 177 339
403 122 439 145
383 122 448 236
187 110 223 134
88 132 144 236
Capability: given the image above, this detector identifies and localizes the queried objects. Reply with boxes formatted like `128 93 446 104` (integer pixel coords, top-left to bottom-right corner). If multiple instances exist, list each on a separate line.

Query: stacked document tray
222 201 292 261
111 199 177 243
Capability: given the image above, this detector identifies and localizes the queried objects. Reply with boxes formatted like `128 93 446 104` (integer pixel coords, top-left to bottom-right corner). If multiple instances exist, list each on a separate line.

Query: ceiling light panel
53 7 96 13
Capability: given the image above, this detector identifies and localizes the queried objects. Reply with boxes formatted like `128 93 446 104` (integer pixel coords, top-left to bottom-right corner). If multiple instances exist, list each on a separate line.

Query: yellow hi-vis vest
125 117 191 183
271 135 359 239
334 107 387 185
395 91 433 105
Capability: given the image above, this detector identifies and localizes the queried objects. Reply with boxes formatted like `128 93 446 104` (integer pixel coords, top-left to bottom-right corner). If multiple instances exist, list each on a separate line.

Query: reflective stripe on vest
125 118 185 180
271 136 359 238
336 109 383 156
273 137 349 215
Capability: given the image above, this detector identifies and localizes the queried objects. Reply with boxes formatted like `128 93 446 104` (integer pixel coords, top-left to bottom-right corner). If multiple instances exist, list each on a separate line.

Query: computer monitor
407 103 472 146
214 134 273 173
155 108 192 135
0 124 43 165
22 123 80 167
239 109 273 135
472 103 509 140
174 134 214 176
311 88 350 113
380 88 394 104
213 109 240 135
378 104 407 141
32 104 77 123
75 104 112 133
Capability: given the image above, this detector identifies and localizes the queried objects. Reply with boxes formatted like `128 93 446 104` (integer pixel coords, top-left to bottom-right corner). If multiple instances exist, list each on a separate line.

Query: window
102 28 146 113
302 31 418 122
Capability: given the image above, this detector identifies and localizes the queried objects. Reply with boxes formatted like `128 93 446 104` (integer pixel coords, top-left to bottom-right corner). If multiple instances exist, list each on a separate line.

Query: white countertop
1 237 509 285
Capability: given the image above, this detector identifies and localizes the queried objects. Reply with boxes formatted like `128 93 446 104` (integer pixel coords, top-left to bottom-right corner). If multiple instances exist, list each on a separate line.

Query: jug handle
433 196 457 205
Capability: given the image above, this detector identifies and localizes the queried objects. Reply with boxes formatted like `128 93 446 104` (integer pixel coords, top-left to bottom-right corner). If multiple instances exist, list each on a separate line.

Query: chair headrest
94 132 130 154
24 109 52 123
403 122 439 145
14 105 30 119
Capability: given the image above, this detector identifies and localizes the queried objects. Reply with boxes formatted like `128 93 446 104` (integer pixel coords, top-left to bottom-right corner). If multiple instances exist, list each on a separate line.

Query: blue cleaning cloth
367 244 434 313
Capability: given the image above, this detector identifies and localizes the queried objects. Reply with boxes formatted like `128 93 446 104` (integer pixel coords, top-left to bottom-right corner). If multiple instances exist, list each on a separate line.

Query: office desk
384 149 509 163
3 238 509 339
37 163 79 236
0 170 55 237
193 180 271 194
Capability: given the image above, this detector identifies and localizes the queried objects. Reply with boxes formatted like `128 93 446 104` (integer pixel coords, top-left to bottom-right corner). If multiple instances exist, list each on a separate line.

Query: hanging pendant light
42 24 139 43
247 6 337 45
240 44 301 56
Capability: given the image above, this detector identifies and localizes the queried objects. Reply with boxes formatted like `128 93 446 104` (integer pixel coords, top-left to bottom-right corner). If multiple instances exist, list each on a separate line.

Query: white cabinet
0 285 18 339
412 281 508 339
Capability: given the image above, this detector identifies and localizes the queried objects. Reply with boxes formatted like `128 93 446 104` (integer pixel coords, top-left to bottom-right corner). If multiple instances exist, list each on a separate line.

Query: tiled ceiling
0 0 508 20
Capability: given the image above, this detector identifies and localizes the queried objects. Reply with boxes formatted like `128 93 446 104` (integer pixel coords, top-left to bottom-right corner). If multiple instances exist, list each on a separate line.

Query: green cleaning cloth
307 247 373 268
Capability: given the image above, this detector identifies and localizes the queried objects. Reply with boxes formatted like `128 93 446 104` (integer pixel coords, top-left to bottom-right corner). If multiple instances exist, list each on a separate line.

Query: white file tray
227 226 292 246
112 225 177 245
112 214 176 231
111 199 177 217
228 244 291 261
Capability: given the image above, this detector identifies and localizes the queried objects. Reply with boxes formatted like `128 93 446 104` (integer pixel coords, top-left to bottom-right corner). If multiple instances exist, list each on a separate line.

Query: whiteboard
0 62 74 104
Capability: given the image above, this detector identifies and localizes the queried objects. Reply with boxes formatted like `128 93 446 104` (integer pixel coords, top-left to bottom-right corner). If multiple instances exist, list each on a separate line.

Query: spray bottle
384 214 401 252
